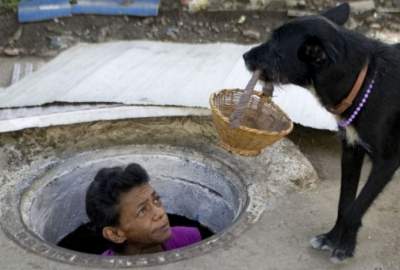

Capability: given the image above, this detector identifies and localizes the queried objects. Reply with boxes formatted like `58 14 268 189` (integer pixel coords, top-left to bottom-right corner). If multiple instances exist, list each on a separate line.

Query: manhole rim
1 144 267 268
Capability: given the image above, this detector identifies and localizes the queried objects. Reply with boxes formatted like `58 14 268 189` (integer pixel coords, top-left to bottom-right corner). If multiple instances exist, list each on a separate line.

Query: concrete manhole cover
0 145 267 268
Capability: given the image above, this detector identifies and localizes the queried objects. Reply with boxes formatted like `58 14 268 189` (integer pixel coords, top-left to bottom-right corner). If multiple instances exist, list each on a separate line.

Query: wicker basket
210 89 293 156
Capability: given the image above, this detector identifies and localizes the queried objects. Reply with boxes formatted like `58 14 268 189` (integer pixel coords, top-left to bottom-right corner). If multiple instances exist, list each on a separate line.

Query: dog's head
243 3 350 86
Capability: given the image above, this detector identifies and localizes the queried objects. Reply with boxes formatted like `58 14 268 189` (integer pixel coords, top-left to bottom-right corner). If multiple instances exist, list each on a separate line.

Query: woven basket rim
209 88 294 136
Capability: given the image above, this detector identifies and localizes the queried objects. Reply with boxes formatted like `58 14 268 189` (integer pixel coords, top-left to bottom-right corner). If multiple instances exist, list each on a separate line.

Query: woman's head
86 163 171 248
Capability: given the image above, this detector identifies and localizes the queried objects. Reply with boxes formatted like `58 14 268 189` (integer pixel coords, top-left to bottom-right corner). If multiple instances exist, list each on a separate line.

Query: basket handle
254 82 274 118
253 91 271 102
254 82 274 103
229 70 261 128
262 82 274 98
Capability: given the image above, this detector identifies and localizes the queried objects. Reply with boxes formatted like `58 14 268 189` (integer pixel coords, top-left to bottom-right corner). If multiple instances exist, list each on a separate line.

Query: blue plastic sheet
71 0 160 16
18 0 160 23
18 0 72 23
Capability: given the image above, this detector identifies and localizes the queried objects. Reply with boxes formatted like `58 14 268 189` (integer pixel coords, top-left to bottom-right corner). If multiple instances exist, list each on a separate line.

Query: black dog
244 2 400 263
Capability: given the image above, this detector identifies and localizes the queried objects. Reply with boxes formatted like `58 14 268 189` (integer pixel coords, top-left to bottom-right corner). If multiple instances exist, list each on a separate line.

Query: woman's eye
137 206 147 217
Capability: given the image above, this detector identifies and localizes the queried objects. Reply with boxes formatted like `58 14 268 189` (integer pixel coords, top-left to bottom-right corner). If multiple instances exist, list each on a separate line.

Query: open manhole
1 145 266 268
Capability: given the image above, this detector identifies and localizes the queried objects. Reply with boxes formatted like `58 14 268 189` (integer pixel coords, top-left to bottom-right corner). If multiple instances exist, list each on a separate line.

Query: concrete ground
0 120 399 270
282 128 400 270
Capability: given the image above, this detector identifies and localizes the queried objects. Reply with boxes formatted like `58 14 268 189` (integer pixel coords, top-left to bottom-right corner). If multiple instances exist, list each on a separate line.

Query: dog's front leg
330 157 399 263
310 140 365 255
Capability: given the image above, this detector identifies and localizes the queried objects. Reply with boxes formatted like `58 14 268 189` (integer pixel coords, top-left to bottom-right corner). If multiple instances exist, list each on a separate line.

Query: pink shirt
102 226 201 256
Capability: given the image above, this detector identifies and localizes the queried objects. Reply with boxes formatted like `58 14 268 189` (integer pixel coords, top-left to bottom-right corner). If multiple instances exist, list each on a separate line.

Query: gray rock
242 29 261 40
29 48 37 55
377 7 400 13
40 49 59 57
8 27 23 45
237 15 246 24
286 0 306 8
345 17 359 30
211 25 220 33
389 22 400 31
83 29 91 37
48 36 75 50
370 23 381 29
160 17 168 26
166 27 179 40
48 36 65 49
267 0 287 10
151 26 159 34
249 0 274 9
142 17 153 25
287 9 314 17
350 0 375 14
195 29 207 37
187 0 209 12
3 47 20 57
256 138 319 194
97 27 110 43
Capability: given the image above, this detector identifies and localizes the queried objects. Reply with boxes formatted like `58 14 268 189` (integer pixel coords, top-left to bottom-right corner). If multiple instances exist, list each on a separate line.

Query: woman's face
107 183 171 246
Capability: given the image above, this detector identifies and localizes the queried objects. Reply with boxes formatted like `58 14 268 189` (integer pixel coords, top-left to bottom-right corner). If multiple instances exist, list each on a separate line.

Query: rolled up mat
71 0 160 16
18 0 71 23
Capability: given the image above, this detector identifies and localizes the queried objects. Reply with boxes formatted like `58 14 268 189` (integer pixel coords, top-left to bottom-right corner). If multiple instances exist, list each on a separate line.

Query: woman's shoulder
171 226 201 240
163 226 202 251
101 249 115 256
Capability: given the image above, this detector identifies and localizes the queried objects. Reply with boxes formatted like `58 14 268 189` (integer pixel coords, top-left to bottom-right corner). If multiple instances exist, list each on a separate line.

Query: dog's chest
333 116 361 145
307 86 362 146
342 125 360 145
330 111 359 143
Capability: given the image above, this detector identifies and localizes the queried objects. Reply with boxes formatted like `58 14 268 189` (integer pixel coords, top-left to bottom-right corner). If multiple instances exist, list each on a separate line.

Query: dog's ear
298 36 339 66
321 3 350 25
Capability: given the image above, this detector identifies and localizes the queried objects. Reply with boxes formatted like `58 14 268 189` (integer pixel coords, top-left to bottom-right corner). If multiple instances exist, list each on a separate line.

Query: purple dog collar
338 73 376 128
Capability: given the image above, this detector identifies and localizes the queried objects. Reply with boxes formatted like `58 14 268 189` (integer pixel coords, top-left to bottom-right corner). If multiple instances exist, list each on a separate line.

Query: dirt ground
0 9 286 57
1 0 400 57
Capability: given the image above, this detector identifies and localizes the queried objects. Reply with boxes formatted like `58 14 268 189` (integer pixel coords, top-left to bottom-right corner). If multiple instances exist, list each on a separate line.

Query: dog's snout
243 50 256 71
243 44 268 71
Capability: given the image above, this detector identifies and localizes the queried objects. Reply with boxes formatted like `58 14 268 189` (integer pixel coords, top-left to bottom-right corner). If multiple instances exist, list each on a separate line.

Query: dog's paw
310 234 335 251
330 247 354 264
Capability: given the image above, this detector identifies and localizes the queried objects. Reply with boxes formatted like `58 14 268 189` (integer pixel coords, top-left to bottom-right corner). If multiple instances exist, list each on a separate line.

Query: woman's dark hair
85 163 149 232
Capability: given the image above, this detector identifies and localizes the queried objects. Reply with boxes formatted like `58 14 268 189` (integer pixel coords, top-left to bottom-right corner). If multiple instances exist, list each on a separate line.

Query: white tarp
0 105 209 133
0 41 337 131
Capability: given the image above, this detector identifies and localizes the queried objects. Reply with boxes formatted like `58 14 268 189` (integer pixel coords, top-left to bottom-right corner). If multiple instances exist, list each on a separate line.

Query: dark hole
168 214 214 239
57 214 215 254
